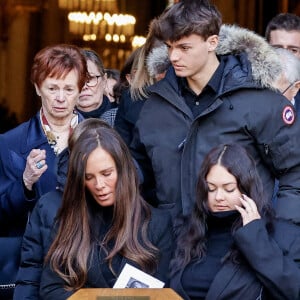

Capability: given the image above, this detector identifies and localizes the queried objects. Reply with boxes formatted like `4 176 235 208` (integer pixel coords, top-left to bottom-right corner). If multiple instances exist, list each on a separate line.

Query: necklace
40 109 78 155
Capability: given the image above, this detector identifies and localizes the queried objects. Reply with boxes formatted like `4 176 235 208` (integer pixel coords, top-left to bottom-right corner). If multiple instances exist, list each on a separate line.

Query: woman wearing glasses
77 50 117 126
0 44 88 298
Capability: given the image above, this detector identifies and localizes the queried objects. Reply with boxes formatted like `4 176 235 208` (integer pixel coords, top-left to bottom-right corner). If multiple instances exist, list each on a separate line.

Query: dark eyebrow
206 182 237 186
273 44 300 49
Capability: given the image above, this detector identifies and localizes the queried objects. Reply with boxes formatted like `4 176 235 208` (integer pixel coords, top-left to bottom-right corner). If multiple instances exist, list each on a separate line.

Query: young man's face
166 34 218 79
269 29 300 58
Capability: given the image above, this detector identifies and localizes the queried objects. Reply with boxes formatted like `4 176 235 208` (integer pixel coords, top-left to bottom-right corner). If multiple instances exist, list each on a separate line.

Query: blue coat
0 112 57 296
0 112 58 228
14 147 69 300
0 112 83 296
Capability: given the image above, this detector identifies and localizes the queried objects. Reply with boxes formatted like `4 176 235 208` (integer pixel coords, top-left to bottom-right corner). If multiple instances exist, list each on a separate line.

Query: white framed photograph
113 263 165 288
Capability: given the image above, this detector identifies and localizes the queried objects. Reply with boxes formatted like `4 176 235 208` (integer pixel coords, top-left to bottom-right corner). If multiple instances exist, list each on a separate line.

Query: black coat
39 206 173 300
171 219 300 300
76 95 116 119
294 91 300 116
131 54 300 222
14 169 173 300
114 88 146 147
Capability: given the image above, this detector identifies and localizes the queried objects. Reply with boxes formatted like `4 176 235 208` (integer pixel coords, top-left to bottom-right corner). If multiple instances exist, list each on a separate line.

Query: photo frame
113 264 165 289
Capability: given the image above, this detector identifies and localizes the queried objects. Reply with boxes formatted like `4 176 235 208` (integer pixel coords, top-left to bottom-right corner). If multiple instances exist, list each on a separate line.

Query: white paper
113 263 165 288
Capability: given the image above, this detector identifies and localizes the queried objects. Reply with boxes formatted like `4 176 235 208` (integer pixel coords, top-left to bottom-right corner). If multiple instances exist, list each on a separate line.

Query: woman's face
85 147 118 207
35 69 79 122
206 164 242 212
77 59 106 112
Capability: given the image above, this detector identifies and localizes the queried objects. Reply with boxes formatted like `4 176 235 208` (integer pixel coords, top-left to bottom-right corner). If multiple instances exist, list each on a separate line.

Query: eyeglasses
272 45 300 56
281 82 295 95
86 75 103 87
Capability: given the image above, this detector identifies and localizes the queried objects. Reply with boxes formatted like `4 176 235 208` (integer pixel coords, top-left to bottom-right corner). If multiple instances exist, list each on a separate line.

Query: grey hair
275 48 300 84
146 44 170 78
216 24 282 90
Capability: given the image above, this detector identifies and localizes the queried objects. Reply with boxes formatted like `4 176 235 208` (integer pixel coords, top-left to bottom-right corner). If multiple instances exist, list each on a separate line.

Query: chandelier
58 0 138 45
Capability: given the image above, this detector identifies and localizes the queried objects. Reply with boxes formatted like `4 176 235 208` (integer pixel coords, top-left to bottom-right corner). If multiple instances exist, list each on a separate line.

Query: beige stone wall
0 11 30 123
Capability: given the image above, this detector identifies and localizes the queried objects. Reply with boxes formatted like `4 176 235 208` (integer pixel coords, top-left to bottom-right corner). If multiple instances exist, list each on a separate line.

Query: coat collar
20 112 48 154
20 111 85 154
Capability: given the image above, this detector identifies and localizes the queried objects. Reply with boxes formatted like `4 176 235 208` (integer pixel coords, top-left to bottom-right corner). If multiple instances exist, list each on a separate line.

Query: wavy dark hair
45 122 158 290
171 143 274 274
153 0 222 42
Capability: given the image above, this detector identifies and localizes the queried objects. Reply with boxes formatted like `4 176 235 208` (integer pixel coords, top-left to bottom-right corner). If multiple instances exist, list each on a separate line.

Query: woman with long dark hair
170 143 300 299
40 123 173 299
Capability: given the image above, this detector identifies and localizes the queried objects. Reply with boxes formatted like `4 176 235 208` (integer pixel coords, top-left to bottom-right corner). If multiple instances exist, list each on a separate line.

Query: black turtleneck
77 95 116 119
181 210 239 300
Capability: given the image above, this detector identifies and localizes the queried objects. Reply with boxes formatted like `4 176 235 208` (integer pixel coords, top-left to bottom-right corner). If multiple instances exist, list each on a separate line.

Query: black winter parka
131 53 300 221
170 219 300 300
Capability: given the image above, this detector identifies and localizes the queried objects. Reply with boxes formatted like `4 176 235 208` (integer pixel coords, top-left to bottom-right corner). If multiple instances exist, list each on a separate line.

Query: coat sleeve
39 263 73 300
0 134 34 222
13 201 44 300
234 219 300 300
130 124 158 207
148 208 174 286
114 90 134 147
14 191 61 300
251 97 300 223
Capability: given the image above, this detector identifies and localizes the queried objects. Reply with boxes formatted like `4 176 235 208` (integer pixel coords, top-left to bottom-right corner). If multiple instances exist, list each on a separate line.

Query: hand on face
23 149 48 190
235 194 261 226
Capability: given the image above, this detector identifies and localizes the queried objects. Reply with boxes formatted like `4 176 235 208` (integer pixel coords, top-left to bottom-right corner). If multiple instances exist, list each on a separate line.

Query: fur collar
217 24 281 90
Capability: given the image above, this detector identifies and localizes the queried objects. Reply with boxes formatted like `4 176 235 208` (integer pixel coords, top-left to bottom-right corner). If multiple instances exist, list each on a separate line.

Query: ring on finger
36 161 43 169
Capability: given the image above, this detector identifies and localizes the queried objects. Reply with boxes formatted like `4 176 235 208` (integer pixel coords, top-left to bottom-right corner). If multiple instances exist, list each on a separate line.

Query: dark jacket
170 219 300 300
114 88 146 147
294 92 300 116
39 206 173 300
76 95 117 120
13 148 69 300
130 26 300 222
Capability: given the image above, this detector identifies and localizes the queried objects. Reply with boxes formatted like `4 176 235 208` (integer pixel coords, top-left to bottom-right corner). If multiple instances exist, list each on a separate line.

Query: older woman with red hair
0 44 88 298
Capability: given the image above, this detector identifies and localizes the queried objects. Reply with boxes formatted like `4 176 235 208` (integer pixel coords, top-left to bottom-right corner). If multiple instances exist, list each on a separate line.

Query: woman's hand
23 149 48 191
235 194 261 226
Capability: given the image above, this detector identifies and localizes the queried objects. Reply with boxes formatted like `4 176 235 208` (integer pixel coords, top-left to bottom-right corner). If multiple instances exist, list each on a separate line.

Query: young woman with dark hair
170 144 300 300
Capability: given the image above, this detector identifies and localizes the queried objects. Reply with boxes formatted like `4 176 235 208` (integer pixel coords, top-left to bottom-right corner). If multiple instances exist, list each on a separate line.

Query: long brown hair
45 123 158 290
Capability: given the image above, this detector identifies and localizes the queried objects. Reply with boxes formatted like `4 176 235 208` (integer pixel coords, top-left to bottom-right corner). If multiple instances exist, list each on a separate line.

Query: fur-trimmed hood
146 44 170 78
148 24 282 90
217 24 282 90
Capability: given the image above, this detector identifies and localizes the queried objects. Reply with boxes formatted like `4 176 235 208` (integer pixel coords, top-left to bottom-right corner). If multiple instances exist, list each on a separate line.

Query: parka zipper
0 283 15 289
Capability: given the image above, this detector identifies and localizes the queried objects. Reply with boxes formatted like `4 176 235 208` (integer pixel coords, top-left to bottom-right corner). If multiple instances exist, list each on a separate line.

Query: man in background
265 13 300 114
